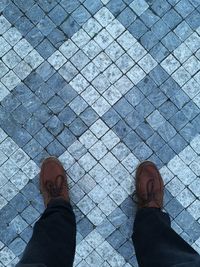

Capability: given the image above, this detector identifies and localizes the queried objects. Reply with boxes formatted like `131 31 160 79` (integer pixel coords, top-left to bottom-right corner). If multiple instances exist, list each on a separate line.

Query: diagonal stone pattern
0 0 200 266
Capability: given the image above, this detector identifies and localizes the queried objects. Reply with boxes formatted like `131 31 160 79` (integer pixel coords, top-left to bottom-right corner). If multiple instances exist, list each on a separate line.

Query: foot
40 157 69 207
135 161 164 209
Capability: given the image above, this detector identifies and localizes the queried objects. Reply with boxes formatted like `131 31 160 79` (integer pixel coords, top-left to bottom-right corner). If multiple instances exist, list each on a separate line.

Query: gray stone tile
107 229 126 249
21 205 40 224
165 198 184 219
57 128 76 148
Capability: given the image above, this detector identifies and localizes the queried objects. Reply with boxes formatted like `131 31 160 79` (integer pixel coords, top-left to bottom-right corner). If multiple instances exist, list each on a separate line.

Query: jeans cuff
47 197 71 209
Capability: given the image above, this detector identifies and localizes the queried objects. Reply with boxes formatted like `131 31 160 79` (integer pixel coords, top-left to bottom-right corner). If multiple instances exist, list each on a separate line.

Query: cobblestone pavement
0 0 200 266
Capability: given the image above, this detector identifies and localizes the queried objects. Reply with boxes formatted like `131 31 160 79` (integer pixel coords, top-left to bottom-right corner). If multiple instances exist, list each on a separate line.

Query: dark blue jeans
16 200 200 267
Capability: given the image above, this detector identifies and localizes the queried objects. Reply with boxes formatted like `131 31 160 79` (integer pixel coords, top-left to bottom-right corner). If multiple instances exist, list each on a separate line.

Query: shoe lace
45 175 66 198
133 179 161 207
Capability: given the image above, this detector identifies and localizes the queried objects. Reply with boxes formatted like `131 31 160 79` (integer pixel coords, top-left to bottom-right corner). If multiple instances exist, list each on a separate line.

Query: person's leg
132 161 200 267
133 208 200 267
16 157 76 267
17 198 76 267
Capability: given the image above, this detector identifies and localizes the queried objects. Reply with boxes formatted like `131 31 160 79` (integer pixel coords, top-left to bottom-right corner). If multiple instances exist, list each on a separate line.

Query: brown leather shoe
40 157 69 207
135 161 164 209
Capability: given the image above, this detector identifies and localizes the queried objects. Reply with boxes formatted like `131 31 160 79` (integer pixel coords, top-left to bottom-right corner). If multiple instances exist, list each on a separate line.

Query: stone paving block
70 95 88 116
175 0 195 18
0 223 18 245
61 16 80 38
146 132 165 153
60 0 80 13
68 141 87 161
151 19 170 40
173 43 192 63
84 0 103 15
86 250 104 266
23 138 43 159
36 38 56 59
125 110 143 130
14 0 34 12
51 31 68 50
159 100 178 120
158 121 176 142
151 0 171 16
175 21 193 41
105 41 124 61
72 5 91 26
21 182 39 201
26 27 44 48
169 131 188 154
106 19 126 40
123 131 141 151
77 194 95 215
48 5 67 26
34 127 53 148
107 230 126 250
96 218 115 239
35 85 54 104
26 4 45 24
117 240 134 261
177 188 196 208
80 107 99 126
102 108 120 128
113 98 132 119
156 143 176 164
9 237 26 256
163 9 182 29
130 0 149 16
37 16 55 37
176 209 196 231
0 0 9 12
3 3 22 23
14 16 34 36
69 118 88 136
77 174 96 194
71 50 90 71
58 107 76 127
106 0 126 16
108 207 128 229
10 193 29 215
117 7 136 28
161 54 180 75
77 217 94 238
187 200 200 220
0 246 15 265
128 19 148 39
169 111 189 131
165 198 185 219
3 50 21 69
21 205 40 224
185 32 200 53
133 142 153 160
147 87 167 108
92 75 110 96
150 42 170 63
83 40 101 60
99 195 118 216
186 9 200 29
